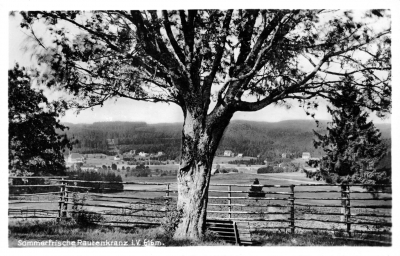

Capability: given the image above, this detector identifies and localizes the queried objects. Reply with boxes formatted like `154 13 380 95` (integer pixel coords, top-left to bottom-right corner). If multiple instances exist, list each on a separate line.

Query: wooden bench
206 219 254 245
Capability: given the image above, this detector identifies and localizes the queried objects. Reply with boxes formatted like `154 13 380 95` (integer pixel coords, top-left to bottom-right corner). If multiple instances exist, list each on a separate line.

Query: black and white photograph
3 1 398 254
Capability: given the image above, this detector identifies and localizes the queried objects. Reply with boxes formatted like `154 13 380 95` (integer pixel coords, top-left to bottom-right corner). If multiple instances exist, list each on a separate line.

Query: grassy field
8 219 388 247
9 170 391 245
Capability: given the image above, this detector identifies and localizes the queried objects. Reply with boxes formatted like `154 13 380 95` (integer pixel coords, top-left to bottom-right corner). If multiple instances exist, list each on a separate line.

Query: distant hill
61 120 391 160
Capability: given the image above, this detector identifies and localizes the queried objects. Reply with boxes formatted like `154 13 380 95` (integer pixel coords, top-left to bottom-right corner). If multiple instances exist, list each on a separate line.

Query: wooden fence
8 176 391 245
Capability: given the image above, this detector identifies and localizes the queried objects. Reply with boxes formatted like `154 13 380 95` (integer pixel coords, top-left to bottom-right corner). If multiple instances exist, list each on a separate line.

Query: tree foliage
313 80 390 186
68 170 124 192
20 10 390 116
8 64 73 176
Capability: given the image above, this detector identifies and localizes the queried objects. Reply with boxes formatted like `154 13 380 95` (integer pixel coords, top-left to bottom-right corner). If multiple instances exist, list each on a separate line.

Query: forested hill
62 120 391 160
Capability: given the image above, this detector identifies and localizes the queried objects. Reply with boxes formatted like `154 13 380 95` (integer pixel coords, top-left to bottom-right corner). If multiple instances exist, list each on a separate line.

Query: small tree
313 80 389 185
111 163 117 170
8 64 73 176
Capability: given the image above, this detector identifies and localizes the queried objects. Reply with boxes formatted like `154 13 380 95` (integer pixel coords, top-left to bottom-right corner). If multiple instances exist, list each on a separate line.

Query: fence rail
8 176 392 245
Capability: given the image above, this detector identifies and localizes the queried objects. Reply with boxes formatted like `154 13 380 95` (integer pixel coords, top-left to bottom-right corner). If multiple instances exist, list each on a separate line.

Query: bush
71 192 104 227
257 166 274 173
72 211 104 227
219 168 238 173
273 167 285 173
160 203 183 239
133 169 151 177
68 170 123 192
248 183 266 198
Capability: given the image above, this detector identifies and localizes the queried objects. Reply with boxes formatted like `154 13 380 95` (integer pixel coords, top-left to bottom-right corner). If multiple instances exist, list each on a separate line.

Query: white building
139 152 149 157
282 153 287 158
237 153 243 158
114 155 121 161
302 152 311 160
224 150 234 157
67 153 84 164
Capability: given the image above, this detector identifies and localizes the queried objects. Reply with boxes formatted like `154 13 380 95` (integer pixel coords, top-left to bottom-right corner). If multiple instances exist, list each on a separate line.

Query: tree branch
162 10 186 64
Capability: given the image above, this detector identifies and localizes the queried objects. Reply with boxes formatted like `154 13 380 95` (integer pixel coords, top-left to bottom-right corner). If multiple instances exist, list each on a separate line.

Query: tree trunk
173 108 232 240
173 157 213 240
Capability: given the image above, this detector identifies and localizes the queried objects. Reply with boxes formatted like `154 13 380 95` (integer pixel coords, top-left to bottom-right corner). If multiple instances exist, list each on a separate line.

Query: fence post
63 184 68 218
340 184 351 236
346 185 351 237
166 183 170 199
58 178 65 221
340 185 345 222
290 185 295 234
165 183 170 217
233 221 240 245
228 185 232 219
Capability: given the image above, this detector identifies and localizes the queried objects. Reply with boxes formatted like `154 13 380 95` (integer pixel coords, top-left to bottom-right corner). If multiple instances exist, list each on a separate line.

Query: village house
66 153 84 164
282 153 287 158
237 153 243 158
302 152 311 160
224 150 234 157
114 155 121 161
139 152 149 157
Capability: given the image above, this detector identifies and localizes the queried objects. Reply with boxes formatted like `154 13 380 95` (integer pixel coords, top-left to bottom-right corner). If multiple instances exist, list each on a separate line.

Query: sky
7 10 392 124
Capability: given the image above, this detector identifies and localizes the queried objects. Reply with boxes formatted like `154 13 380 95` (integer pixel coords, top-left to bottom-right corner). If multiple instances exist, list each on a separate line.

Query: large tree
19 10 391 239
8 64 73 176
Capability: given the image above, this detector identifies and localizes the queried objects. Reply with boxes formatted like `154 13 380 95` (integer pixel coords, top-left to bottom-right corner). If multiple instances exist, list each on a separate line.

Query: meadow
9 219 385 247
9 165 391 246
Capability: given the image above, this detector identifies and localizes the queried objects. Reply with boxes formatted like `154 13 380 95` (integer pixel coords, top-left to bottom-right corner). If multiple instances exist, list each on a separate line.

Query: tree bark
173 107 232 240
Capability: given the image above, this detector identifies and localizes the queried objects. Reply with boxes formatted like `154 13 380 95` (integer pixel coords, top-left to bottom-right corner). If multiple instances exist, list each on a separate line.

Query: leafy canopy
20 10 391 119
8 64 73 176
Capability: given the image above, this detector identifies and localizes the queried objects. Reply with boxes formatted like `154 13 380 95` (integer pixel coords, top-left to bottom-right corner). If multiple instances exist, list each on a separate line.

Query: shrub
71 192 104 227
160 202 183 239
72 211 104 227
68 170 123 192
219 168 239 173
132 168 151 177
257 166 274 173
